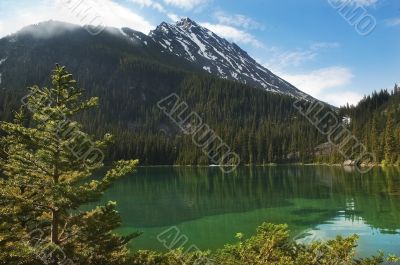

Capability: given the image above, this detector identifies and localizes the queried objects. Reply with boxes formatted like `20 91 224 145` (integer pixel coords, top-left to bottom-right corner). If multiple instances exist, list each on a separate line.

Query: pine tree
370 115 380 161
384 110 396 164
248 132 256 164
268 143 273 163
0 65 139 265
394 84 399 94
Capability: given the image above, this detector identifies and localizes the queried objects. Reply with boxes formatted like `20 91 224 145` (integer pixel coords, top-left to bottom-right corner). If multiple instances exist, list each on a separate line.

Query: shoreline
136 163 399 168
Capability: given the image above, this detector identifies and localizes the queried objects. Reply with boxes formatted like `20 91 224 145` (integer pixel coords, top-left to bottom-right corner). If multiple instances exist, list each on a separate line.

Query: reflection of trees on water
336 166 400 233
96 166 400 232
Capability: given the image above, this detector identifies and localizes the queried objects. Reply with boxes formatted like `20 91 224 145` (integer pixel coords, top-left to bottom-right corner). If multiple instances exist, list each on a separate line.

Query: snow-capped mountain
147 18 307 98
0 19 309 99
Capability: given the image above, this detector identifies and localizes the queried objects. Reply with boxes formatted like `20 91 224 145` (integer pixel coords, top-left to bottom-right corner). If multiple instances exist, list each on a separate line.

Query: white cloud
261 42 359 106
277 66 362 106
92 0 154 32
128 0 186 26
322 91 364 106
267 50 318 70
128 0 183 23
163 0 207 10
265 42 340 72
200 22 263 47
214 11 264 30
385 18 400 27
130 0 166 13
279 66 353 95
0 0 154 37
167 13 181 22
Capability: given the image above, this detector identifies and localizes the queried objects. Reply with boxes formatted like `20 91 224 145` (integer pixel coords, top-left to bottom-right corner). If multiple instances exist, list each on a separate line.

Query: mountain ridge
0 18 309 99
148 17 307 98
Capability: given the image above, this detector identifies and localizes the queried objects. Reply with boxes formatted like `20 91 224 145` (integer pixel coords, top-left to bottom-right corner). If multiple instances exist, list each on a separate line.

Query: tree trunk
51 209 59 245
50 208 60 265
51 147 60 264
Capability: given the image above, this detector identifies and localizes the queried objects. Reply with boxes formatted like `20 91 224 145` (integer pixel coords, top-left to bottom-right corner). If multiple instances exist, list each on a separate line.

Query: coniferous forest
339 86 400 165
0 15 399 265
2 62 399 166
0 65 395 265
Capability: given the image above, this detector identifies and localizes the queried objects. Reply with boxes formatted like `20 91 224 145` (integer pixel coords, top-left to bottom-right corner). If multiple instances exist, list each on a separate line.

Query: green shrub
128 223 393 265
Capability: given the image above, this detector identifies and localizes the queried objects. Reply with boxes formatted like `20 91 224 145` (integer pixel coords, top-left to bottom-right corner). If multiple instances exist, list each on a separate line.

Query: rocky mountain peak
149 18 307 98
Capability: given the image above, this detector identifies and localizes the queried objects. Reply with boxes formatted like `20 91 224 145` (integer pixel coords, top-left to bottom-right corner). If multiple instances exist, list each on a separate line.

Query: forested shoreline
2 66 399 167
1 65 398 265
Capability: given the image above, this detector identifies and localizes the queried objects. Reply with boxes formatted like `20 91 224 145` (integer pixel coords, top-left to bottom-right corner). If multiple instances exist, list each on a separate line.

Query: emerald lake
90 166 400 257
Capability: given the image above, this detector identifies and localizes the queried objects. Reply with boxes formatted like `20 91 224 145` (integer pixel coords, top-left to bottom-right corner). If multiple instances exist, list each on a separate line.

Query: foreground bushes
129 223 397 265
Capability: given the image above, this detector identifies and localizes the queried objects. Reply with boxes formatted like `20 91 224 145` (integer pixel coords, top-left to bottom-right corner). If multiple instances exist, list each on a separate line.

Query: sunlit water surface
86 166 400 257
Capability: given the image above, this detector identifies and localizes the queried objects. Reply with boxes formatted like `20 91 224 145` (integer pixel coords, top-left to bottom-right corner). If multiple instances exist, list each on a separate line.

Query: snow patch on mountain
203 66 211 73
0 58 6 66
149 18 307 98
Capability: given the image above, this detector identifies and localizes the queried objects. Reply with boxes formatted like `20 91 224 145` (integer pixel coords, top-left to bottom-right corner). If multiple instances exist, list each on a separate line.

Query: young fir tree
384 110 396 164
268 143 273 164
370 114 381 162
0 65 139 265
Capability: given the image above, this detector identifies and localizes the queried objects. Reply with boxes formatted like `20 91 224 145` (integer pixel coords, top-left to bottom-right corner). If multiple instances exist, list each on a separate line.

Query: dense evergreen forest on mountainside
0 61 326 165
339 85 400 165
0 22 398 166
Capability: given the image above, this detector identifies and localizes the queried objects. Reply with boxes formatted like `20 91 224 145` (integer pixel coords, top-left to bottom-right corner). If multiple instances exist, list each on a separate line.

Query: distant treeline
338 85 400 165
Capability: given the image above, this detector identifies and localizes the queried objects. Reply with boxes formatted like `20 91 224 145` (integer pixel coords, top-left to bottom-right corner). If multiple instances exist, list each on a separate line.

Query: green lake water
89 166 400 257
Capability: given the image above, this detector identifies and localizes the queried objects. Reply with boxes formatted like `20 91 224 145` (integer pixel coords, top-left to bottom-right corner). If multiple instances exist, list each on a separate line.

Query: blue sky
0 0 399 106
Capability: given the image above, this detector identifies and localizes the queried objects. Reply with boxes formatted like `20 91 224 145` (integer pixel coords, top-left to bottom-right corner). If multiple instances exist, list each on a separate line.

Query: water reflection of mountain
94 166 400 233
